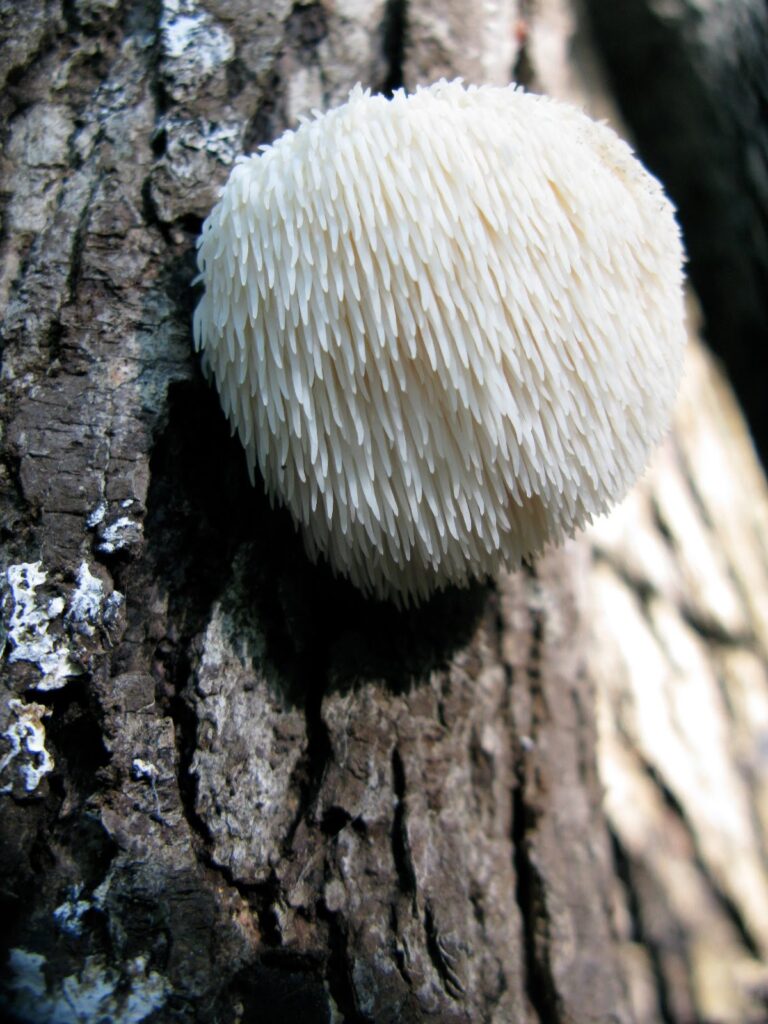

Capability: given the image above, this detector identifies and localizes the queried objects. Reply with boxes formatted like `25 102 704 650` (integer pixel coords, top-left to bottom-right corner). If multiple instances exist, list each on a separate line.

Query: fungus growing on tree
193 80 686 605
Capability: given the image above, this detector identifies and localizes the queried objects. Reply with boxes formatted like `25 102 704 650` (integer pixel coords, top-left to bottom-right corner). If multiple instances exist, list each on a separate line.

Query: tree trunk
1 2 767 1023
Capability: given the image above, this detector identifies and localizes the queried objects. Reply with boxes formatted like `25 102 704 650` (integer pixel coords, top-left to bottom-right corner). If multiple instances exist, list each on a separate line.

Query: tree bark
1 2 767 1023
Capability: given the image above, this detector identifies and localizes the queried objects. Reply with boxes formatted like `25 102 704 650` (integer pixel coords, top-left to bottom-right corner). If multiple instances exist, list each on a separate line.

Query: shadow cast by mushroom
142 376 488 705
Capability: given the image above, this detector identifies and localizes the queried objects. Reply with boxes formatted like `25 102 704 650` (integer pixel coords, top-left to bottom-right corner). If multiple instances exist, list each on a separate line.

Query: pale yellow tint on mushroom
193 80 686 605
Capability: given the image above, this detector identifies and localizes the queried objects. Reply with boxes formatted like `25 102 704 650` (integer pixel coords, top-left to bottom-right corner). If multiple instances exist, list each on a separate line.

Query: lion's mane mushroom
193 80 686 605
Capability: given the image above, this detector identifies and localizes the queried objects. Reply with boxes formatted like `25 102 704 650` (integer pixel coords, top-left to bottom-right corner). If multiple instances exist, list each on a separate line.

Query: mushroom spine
193 80 686 604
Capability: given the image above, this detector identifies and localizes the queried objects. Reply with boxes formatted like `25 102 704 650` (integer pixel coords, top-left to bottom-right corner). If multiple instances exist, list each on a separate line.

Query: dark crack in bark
391 746 417 908
512 773 556 1024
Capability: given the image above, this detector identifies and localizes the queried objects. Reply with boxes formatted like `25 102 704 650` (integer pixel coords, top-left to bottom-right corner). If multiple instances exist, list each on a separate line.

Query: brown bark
0 2 766 1023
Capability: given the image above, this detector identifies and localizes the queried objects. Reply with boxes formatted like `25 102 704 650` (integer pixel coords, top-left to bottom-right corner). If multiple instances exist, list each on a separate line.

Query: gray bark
1 2 767 1023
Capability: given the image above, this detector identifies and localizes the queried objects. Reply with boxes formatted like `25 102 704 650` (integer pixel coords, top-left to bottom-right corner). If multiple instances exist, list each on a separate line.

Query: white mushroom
193 80 686 605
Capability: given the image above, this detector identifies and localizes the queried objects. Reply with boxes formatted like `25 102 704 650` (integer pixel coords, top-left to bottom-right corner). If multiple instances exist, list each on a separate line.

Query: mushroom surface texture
193 80 686 605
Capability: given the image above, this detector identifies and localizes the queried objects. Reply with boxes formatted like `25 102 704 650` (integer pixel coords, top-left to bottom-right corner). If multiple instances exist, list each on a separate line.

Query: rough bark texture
1 2 767 1023
588 338 768 1024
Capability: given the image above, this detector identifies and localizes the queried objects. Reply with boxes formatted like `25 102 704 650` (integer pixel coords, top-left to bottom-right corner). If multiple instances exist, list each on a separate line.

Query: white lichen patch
160 0 235 103
148 115 245 224
166 116 242 166
2 560 125 689
67 562 105 637
103 589 125 627
87 501 107 528
0 698 54 794
131 758 162 816
3 948 170 1024
3 562 78 689
200 121 242 165
131 758 159 783
53 884 93 937
96 516 142 555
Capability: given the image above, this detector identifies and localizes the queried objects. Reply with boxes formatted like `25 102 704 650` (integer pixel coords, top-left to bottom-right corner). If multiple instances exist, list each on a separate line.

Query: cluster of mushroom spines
194 80 686 605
